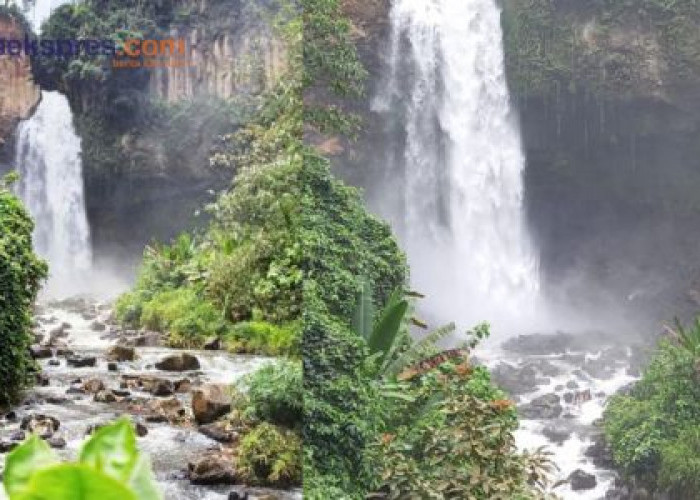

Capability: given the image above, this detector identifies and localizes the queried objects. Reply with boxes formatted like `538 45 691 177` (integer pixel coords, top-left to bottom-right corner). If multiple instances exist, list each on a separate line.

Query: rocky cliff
149 0 287 102
0 12 39 153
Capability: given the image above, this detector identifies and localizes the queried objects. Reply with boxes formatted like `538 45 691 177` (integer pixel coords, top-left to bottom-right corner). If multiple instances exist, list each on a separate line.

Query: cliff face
0 14 39 150
149 0 287 102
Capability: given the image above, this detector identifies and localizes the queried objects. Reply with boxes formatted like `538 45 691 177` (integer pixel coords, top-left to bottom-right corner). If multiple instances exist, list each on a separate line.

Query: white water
374 0 541 333
15 91 93 295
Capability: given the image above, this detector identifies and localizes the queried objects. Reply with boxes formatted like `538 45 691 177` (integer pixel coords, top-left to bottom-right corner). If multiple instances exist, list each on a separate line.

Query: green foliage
237 422 302 487
377 362 552 499
3 419 160 500
226 321 300 356
0 176 47 405
604 337 700 494
240 360 303 427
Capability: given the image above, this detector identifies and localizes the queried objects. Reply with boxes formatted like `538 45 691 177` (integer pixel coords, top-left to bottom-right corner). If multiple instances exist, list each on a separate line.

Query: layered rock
0 13 39 147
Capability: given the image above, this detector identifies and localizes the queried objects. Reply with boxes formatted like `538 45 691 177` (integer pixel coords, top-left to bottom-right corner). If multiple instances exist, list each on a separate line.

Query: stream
480 332 647 499
0 296 302 500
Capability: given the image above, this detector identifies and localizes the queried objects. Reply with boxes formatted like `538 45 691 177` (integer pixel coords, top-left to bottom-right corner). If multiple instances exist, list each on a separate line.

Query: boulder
67 356 96 368
82 378 105 394
199 422 238 443
94 390 117 403
542 424 571 445
155 353 200 371
47 359 60 366
192 384 231 424
107 362 118 372
203 337 221 350
134 332 161 347
188 454 237 485
518 393 562 419
0 442 18 453
29 345 52 359
106 345 136 362
90 321 106 332
35 373 50 386
569 469 597 491
20 414 60 438
47 436 66 449
148 397 186 422
174 378 192 393
149 379 174 397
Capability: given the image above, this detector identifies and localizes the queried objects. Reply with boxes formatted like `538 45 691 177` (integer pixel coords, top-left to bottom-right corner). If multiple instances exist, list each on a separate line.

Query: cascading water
15 92 92 294
374 0 540 333
12 0 92 296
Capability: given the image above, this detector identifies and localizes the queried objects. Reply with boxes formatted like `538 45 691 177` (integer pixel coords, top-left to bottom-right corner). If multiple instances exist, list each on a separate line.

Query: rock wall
0 14 39 151
149 0 287 102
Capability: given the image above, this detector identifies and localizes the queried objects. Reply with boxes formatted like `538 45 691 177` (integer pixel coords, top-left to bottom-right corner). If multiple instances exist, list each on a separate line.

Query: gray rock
156 353 200 371
67 356 96 368
569 469 597 491
519 393 562 419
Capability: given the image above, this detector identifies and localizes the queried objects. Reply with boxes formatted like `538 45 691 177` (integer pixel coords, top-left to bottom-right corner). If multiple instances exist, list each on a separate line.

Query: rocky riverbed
0 297 301 500
479 332 650 499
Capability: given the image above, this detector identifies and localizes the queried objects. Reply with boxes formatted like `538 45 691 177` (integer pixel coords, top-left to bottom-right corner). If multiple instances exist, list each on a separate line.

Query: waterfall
374 0 540 332
15 91 92 293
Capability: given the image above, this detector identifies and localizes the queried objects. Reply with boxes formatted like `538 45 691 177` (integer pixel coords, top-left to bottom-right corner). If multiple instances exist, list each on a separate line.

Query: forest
1 0 700 499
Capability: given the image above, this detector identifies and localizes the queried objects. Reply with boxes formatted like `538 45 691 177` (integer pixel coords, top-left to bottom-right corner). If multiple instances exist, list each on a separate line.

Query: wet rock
107 362 118 372
203 337 221 350
67 356 96 368
542 424 571 445
94 390 117 403
0 442 18 453
66 387 86 395
188 454 237 485
563 392 574 404
491 363 548 395
35 373 50 386
569 469 597 490
148 397 186 422
106 345 136 362
518 394 562 419
199 422 238 443
192 384 231 424
21 414 60 438
82 378 105 394
56 347 74 357
174 378 192 393
134 332 161 347
90 321 106 332
47 359 60 366
566 380 579 390
583 356 617 379
47 436 66 449
29 345 52 359
135 421 148 437
46 396 69 405
60 322 72 330
228 491 249 500
4 411 17 421
585 433 615 468
155 353 200 371
151 379 174 397
113 389 131 398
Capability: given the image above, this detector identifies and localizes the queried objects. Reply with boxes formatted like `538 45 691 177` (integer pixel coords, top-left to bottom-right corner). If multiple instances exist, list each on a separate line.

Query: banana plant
351 278 456 378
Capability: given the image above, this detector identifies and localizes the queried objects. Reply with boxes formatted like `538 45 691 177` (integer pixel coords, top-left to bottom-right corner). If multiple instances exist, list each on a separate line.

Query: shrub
225 321 300 356
0 177 47 405
237 423 302 487
240 360 303 427
3 419 160 499
604 339 700 492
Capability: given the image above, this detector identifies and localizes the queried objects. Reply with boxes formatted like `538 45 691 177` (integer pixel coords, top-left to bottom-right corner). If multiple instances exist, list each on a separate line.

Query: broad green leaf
13 464 137 500
369 294 408 358
79 418 137 482
4 435 58 497
128 455 162 500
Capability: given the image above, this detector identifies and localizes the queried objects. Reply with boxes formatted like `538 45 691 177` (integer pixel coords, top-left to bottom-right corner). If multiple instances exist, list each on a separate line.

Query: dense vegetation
0 174 47 406
502 0 700 97
302 1 552 498
4 419 160 499
605 319 700 497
